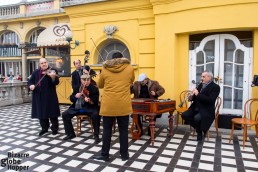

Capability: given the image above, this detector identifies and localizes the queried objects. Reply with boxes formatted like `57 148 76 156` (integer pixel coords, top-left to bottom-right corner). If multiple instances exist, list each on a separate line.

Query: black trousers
62 108 100 137
101 115 129 158
39 117 59 132
182 109 202 133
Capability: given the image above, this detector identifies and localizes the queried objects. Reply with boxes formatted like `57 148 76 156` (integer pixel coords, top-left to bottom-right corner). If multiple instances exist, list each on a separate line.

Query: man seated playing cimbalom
62 74 101 144
131 73 165 136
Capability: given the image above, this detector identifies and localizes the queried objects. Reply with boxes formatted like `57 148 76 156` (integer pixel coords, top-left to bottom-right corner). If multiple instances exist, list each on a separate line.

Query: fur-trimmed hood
103 58 130 73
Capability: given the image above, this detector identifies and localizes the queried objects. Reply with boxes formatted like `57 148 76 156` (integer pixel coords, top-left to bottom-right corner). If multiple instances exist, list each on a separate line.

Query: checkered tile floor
0 103 257 172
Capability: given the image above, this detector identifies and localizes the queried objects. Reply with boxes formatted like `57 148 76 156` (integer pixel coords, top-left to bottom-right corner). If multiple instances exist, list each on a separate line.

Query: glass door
189 34 252 115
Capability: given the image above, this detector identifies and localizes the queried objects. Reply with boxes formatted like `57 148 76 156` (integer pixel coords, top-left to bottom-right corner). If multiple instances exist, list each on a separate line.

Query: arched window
29 28 45 44
0 31 20 45
98 40 130 64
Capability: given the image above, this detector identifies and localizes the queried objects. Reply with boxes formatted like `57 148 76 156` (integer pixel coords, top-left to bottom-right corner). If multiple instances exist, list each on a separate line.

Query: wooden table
130 98 176 146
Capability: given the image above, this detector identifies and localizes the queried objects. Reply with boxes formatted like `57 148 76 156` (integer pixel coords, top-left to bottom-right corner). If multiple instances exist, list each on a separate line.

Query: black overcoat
189 81 220 131
28 69 60 119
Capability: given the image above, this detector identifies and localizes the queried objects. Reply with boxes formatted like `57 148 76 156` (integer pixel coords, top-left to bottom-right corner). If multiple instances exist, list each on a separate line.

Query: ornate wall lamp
65 30 80 49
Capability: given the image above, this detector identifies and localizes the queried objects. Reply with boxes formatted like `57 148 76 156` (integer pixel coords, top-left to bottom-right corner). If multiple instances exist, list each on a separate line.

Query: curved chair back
179 90 192 108
243 98 258 120
215 97 222 119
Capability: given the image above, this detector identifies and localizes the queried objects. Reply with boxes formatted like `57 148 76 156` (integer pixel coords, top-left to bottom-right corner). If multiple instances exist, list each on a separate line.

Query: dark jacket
28 69 60 119
131 78 165 99
71 69 82 93
189 81 220 131
69 83 100 112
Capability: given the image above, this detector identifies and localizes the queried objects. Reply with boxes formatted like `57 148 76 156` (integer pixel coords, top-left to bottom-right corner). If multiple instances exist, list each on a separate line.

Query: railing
0 5 20 16
0 45 22 57
0 81 31 107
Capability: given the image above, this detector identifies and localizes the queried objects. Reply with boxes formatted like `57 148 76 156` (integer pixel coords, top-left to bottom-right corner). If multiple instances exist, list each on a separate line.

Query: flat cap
81 74 91 79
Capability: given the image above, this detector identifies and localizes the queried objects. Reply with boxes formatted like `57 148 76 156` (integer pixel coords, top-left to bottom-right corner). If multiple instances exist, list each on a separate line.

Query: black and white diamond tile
0 103 258 172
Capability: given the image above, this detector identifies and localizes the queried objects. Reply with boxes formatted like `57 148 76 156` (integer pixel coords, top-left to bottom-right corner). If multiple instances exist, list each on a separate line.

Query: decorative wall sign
53 24 70 37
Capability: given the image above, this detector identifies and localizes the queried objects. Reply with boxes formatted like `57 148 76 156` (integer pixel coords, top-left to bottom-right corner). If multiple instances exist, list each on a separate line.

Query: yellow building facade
0 0 258 119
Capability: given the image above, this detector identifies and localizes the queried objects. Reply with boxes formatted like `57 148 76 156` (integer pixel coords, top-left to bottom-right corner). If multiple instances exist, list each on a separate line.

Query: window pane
223 87 232 108
224 63 232 85
234 89 242 109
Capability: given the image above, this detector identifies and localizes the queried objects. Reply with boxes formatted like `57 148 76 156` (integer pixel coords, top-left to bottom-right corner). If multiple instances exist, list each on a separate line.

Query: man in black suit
71 59 83 93
182 71 220 141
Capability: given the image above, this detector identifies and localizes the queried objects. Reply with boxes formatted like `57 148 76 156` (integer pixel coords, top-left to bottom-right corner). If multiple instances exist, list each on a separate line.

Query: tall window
0 31 20 45
29 28 45 44
0 61 21 77
98 40 130 64
0 31 21 57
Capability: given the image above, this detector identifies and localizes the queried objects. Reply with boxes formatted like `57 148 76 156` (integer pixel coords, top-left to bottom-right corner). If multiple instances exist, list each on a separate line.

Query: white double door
189 34 253 115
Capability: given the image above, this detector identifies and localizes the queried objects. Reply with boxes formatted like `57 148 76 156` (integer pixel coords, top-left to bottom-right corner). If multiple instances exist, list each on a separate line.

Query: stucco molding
103 25 118 39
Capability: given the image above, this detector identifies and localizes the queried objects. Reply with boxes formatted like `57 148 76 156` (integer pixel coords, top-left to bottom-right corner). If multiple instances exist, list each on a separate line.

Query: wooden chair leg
76 117 80 137
229 123 235 143
255 124 258 137
243 125 247 149
215 118 218 137
89 117 94 136
206 130 210 141
190 126 195 137
176 114 179 129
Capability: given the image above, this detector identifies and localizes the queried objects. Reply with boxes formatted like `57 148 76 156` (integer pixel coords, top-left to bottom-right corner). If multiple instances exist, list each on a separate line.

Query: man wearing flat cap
62 74 101 143
131 73 165 136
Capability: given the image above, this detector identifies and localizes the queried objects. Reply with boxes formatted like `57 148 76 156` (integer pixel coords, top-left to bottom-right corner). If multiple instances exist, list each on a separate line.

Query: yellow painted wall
152 0 258 100
63 0 258 106
64 0 156 87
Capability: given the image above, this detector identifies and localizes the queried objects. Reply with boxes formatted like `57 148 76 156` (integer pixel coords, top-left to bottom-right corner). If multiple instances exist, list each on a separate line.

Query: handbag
75 97 84 109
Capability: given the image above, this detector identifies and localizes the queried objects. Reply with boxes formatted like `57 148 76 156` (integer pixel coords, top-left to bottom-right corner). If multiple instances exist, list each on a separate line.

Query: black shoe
52 131 58 135
63 134 76 140
92 155 109 162
94 136 101 144
121 156 129 161
39 130 48 136
121 153 129 161
197 132 203 141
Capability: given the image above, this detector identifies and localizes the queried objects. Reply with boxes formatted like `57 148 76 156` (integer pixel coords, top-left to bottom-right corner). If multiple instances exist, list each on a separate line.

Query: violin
78 84 93 104
42 68 60 78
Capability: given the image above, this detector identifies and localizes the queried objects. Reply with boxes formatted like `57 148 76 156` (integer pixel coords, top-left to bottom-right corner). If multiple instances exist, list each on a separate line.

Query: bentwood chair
176 90 192 129
192 96 222 141
229 98 258 149
76 115 94 137
206 96 222 140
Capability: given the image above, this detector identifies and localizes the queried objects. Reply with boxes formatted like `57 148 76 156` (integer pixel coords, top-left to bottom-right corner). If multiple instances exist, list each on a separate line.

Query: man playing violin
62 74 101 143
28 58 60 136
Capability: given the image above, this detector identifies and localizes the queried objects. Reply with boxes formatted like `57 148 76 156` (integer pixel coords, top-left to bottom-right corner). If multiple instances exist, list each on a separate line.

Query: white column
21 47 27 81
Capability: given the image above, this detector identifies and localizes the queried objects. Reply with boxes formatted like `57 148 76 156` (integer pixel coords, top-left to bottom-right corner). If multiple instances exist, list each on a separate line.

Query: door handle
215 76 223 84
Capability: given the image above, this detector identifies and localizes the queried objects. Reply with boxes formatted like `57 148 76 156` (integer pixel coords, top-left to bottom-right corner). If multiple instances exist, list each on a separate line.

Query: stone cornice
68 4 153 18
150 0 182 6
